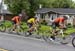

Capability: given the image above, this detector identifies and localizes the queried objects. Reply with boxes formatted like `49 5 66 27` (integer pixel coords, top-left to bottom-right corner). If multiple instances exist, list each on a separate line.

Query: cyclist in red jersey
50 15 69 41
12 14 22 31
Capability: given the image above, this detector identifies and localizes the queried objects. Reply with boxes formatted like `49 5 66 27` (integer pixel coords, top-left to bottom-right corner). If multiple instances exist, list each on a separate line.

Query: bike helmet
63 15 69 20
18 14 22 17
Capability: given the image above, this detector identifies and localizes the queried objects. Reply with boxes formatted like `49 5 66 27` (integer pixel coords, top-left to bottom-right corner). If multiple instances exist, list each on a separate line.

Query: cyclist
50 15 69 41
27 17 38 35
11 14 22 32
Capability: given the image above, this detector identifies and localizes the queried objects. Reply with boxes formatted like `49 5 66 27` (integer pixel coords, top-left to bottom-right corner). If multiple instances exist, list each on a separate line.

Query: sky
72 0 75 2
0 0 7 10
0 0 2 3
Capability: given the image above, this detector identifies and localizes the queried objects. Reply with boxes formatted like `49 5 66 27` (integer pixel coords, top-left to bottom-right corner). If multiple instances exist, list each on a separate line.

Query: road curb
0 32 44 42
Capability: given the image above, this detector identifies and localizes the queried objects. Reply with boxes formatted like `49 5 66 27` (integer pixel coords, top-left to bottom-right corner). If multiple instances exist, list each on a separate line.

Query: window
50 14 57 20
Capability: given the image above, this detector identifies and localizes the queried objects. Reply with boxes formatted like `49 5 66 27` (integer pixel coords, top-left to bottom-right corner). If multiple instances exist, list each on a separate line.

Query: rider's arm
16 17 20 25
59 20 64 28
33 21 36 26
32 19 37 27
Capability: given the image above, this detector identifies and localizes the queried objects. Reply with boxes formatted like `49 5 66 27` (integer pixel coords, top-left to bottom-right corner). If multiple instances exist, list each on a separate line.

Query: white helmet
63 15 69 20
19 14 22 17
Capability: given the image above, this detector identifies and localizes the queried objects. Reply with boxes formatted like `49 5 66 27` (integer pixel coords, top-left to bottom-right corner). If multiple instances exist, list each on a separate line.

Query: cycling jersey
27 18 35 23
12 16 20 24
52 17 65 29
54 17 65 23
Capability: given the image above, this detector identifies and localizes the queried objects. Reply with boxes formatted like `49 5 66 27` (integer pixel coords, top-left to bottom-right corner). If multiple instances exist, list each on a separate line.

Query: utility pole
0 0 3 13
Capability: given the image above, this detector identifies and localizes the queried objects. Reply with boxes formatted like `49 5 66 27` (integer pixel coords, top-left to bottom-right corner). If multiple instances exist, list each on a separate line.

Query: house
0 10 28 21
0 9 13 21
35 8 75 25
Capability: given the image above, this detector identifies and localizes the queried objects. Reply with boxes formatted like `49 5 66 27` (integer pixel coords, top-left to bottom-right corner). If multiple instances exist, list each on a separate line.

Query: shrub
67 23 72 28
41 20 47 25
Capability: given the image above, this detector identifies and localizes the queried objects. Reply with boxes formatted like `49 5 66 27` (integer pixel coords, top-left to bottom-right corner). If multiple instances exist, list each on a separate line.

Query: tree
4 0 30 15
4 0 41 17
39 0 55 8
4 0 75 17
51 0 75 8
27 0 40 17
38 0 75 8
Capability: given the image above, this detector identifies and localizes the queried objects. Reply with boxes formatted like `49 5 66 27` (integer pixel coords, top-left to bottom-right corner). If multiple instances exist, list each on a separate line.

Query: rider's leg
59 25 66 39
16 24 20 32
12 24 16 31
50 22 57 40
51 29 56 40
60 28 66 39
27 23 33 35
12 21 16 31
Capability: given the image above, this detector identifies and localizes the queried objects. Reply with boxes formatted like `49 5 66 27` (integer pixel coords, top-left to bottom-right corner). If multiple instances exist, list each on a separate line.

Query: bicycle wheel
42 35 49 42
0 24 6 32
72 37 75 47
16 25 26 35
16 28 23 35
42 31 53 42
7 27 13 34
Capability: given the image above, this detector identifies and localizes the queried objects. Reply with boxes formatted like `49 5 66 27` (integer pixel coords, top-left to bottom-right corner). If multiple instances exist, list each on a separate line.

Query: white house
35 8 75 25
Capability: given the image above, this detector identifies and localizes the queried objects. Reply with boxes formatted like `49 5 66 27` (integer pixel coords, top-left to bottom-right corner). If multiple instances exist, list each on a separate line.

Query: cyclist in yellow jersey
27 17 38 35
27 18 35 24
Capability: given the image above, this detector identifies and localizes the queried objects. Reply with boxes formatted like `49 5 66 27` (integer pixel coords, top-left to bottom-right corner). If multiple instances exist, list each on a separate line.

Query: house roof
35 8 75 14
0 10 12 14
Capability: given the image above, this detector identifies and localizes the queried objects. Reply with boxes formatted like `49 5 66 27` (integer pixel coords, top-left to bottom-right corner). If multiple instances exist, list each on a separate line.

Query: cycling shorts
27 23 33 28
12 20 17 24
52 22 59 29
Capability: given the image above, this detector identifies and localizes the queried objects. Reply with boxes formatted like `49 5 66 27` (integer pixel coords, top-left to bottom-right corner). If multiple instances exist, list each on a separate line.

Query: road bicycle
42 27 72 44
8 22 25 35
24 24 41 39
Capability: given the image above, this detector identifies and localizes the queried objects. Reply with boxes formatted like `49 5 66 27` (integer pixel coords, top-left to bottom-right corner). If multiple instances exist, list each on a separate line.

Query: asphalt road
0 32 75 51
